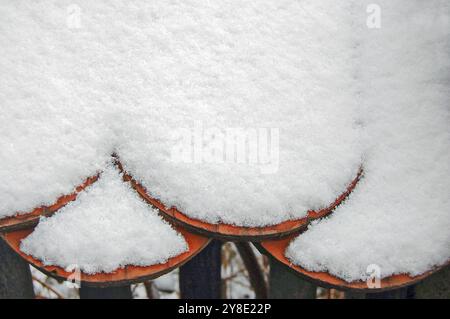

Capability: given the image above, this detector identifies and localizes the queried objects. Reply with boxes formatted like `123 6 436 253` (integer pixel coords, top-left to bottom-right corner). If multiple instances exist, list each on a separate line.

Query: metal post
269 256 316 299
179 240 222 299
0 238 35 299
414 266 450 299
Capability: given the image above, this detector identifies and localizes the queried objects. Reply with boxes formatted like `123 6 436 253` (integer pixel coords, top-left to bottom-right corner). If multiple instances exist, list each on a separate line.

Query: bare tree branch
235 242 268 299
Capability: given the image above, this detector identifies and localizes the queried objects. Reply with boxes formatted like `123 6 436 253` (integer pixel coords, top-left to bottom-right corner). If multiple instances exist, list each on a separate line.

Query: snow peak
178 303 213 317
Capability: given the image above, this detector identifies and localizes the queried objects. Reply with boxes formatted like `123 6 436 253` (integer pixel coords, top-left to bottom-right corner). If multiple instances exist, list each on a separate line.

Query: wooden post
179 240 222 299
414 266 450 299
269 256 316 299
79 285 133 299
0 238 35 299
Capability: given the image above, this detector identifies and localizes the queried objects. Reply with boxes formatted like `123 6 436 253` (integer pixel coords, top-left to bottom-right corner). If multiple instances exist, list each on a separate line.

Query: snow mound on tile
0 0 113 218
20 165 188 274
287 0 450 282
0 0 362 226
115 0 363 226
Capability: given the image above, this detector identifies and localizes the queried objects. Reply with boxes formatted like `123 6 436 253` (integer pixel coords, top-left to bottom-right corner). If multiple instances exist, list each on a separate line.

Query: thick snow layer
287 0 450 282
0 0 362 226
20 165 188 274
0 0 114 218
5 0 448 280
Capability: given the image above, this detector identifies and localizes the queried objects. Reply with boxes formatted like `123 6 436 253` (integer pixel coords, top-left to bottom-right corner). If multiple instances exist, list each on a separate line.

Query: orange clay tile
1 225 210 287
116 158 362 241
0 175 99 233
260 234 450 292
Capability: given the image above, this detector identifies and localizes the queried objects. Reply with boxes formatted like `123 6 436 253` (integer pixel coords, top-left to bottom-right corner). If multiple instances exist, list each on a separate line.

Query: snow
0 0 114 218
2 0 449 281
20 164 188 274
0 0 362 226
287 0 450 282
115 0 363 226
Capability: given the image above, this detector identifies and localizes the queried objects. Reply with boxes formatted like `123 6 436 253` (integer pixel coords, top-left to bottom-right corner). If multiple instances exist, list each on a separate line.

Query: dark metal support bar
179 240 222 299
